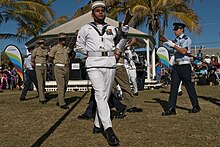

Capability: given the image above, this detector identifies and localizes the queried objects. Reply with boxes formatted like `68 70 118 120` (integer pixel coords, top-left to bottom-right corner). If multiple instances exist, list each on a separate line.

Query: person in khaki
114 49 143 113
31 39 48 104
49 33 72 109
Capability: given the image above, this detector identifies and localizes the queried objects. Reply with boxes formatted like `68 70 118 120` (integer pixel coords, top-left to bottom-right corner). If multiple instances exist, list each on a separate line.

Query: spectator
1 73 8 89
197 49 203 60
204 55 211 64
164 69 171 86
207 67 219 86
198 65 207 85
10 67 17 90
3 68 11 89
155 61 162 83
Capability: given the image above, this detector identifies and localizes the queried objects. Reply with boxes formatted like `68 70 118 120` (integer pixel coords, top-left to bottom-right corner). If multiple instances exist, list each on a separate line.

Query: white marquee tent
26 11 159 89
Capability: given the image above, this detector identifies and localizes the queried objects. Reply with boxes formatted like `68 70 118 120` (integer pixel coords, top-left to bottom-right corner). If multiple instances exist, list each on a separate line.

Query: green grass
0 85 220 147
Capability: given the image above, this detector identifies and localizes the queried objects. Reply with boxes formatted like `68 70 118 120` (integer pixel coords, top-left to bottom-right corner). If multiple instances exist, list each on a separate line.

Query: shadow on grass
26 96 39 101
160 91 170 94
144 98 191 111
45 93 58 102
31 91 89 147
198 95 220 107
65 96 80 105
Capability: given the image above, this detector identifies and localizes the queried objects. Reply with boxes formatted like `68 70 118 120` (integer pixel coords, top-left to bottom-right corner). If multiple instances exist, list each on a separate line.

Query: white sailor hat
91 1 106 10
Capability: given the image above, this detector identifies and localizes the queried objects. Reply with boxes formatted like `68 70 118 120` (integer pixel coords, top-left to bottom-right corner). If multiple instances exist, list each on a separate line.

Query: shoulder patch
182 35 188 40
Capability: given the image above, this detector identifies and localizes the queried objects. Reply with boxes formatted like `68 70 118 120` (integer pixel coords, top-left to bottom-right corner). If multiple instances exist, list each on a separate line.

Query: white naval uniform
75 22 126 130
124 49 138 94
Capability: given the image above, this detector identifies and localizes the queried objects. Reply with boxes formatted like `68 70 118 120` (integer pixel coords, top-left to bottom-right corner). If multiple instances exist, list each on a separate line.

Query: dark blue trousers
20 70 38 99
168 64 199 108
83 88 126 117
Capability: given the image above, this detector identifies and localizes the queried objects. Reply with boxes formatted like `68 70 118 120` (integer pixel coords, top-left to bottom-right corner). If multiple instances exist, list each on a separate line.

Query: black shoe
115 106 126 119
105 127 119 146
134 92 139 96
189 106 201 113
178 91 183 96
39 100 47 104
78 114 92 120
162 107 176 116
93 126 102 134
60 105 69 109
20 98 26 101
127 107 143 113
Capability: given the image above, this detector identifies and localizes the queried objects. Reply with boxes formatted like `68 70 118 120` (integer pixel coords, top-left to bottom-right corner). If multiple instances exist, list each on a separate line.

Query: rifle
122 8 133 26
114 8 133 44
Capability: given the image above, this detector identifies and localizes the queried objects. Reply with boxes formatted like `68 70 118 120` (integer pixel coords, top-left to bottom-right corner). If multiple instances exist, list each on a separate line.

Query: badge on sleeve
106 29 113 35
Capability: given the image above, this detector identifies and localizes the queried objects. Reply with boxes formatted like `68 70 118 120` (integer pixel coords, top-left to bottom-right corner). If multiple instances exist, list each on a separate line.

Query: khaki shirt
32 47 48 64
49 44 70 64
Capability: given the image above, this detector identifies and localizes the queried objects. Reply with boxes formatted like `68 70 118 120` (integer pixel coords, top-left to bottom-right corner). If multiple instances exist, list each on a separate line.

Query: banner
156 46 170 69
4 45 23 81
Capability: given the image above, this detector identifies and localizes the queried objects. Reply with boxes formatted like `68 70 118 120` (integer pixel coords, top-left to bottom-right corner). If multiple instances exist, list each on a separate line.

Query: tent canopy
25 11 154 48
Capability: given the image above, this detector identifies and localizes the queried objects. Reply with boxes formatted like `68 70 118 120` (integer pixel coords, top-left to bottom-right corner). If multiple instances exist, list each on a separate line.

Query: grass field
0 85 220 147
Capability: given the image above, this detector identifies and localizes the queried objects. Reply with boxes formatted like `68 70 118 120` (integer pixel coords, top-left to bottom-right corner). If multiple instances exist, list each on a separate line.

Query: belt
55 64 69 67
175 61 190 65
87 51 114 57
27 68 34 70
35 63 46 66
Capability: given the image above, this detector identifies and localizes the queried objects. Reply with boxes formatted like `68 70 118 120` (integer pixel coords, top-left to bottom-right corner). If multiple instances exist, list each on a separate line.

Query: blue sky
0 0 220 54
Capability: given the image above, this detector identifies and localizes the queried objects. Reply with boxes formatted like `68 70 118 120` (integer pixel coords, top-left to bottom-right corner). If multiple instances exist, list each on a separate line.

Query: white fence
44 79 162 92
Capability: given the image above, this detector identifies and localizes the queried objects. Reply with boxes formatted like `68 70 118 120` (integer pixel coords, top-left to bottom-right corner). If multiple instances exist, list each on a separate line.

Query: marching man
124 45 139 96
75 1 128 146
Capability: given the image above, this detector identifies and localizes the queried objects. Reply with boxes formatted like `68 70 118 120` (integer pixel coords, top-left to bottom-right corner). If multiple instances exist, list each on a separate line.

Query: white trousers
126 69 138 94
87 68 116 130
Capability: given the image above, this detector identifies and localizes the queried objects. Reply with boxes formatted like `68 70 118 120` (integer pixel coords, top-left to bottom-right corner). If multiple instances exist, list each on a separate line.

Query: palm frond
0 33 28 42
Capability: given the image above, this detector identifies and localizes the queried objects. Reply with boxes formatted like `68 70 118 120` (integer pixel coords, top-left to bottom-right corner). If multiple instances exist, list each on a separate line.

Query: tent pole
144 39 150 80
151 46 156 80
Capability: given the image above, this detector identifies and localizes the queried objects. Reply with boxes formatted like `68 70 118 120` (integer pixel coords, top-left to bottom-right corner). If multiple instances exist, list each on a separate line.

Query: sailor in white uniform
75 1 128 146
124 45 139 95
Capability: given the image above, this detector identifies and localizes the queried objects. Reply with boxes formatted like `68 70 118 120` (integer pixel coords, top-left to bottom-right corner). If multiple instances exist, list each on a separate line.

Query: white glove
122 25 129 33
165 40 175 48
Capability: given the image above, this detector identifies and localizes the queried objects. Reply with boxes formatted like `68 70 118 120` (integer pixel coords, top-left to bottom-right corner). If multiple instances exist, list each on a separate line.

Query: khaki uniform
112 52 134 109
49 44 70 106
31 47 48 101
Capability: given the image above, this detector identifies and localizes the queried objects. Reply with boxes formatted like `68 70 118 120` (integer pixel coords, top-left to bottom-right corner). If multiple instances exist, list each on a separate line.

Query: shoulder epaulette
182 35 188 40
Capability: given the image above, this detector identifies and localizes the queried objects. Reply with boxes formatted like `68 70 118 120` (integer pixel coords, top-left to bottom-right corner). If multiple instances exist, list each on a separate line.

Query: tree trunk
158 19 165 47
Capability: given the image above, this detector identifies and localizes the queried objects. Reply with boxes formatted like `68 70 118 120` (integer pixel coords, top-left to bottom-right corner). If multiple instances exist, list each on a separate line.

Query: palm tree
132 0 201 45
120 0 201 46
0 0 68 42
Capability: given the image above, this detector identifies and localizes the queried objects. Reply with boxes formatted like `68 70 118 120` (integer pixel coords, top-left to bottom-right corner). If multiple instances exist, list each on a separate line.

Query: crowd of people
0 66 22 92
156 54 220 87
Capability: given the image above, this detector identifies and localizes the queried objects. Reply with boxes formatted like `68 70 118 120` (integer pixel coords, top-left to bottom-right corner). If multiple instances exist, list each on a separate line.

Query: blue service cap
173 22 186 30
